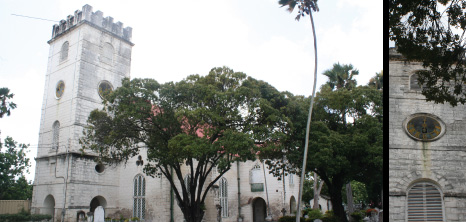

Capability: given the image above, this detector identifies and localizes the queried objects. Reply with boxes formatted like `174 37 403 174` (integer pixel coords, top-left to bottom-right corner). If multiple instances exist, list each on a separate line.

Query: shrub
0 211 52 222
278 215 306 222
304 209 323 221
320 210 339 222
321 215 340 222
350 211 363 222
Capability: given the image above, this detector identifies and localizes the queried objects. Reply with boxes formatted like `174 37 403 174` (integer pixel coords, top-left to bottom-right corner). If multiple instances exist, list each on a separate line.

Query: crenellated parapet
50 4 132 43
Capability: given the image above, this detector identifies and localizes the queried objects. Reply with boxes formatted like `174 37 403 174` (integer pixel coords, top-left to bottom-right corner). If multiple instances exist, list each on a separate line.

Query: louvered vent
407 182 444 221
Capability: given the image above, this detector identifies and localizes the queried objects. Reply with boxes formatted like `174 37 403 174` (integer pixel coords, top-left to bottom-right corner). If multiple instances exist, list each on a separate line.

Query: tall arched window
219 177 228 217
133 174 145 219
52 121 60 149
407 182 444 221
60 41 69 62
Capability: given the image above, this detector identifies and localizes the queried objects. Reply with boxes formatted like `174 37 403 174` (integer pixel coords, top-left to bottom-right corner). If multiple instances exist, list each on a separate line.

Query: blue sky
0 0 382 181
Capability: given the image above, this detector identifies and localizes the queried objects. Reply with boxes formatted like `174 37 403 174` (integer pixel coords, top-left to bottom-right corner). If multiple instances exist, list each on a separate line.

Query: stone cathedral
389 47 466 221
30 5 299 222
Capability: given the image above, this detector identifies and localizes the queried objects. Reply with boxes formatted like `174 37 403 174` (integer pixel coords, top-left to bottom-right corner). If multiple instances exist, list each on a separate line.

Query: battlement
50 4 132 43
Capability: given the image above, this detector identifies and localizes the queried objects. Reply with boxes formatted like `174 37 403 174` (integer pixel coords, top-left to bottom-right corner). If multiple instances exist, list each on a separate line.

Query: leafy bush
303 209 323 221
321 215 340 222
0 210 52 222
350 211 363 221
320 210 339 222
278 215 306 222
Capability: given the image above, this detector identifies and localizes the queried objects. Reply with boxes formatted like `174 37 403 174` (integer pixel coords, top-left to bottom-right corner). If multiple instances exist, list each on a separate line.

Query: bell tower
31 5 133 221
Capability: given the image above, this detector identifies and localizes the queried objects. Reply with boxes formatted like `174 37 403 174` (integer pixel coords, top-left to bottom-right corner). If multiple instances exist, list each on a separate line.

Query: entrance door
253 197 266 222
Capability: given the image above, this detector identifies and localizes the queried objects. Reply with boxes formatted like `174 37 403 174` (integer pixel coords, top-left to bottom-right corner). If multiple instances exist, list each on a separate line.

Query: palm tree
322 63 359 90
278 1 319 222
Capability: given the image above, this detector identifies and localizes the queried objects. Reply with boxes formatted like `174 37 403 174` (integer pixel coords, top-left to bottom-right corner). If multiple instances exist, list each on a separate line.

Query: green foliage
368 71 383 91
322 63 359 91
351 211 363 222
320 210 339 222
0 209 52 222
80 67 288 222
342 181 368 205
303 209 322 221
0 87 16 118
278 216 305 222
279 0 319 21
261 65 383 222
389 0 466 106
0 136 31 200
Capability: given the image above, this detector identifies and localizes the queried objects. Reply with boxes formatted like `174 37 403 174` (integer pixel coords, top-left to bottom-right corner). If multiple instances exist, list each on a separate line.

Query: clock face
56 81 65 99
406 115 442 140
98 81 113 99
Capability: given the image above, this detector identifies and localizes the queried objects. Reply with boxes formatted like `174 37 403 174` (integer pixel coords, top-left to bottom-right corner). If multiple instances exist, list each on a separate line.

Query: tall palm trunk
296 8 318 222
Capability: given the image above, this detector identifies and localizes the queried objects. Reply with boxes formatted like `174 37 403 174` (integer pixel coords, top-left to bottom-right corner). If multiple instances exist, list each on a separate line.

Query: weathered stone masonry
389 47 466 221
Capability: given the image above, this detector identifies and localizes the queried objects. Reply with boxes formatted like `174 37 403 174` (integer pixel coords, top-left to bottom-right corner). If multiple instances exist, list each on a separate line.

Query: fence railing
0 200 31 214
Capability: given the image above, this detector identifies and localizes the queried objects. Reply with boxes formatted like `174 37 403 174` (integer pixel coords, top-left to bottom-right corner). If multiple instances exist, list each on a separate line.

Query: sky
0 0 382 182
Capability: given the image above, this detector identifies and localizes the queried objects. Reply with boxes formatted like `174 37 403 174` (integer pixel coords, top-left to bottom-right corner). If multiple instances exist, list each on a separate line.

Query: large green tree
390 0 466 106
80 67 287 222
0 87 32 200
0 137 31 200
262 77 383 222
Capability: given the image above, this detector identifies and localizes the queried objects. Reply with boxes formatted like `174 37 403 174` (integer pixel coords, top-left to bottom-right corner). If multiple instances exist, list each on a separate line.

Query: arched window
219 177 228 217
250 164 264 192
133 174 145 219
52 121 60 149
60 41 69 62
410 73 427 91
407 181 444 221
102 43 114 64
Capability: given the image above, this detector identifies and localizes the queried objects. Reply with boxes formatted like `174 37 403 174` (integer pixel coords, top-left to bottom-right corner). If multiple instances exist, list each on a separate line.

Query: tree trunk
346 183 354 221
313 172 324 210
180 202 205 222
329 183 348 222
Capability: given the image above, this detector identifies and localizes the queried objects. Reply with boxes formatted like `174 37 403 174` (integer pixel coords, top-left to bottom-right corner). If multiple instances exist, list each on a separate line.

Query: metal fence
0 200 31 214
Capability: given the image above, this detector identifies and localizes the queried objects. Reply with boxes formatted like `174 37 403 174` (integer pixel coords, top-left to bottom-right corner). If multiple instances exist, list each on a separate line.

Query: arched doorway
90 196 107 212
252 197 266 222
290 196 296 215
43 195 55 221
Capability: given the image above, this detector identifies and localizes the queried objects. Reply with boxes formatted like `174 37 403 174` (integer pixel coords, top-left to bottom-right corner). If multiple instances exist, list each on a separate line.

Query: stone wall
389 49 466 221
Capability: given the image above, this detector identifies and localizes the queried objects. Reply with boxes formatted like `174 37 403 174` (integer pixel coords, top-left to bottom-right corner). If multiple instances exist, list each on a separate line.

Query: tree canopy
390 0 466 106
0 87 32 200
80 67 287 222
0 137 31 200
261 65 383 222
